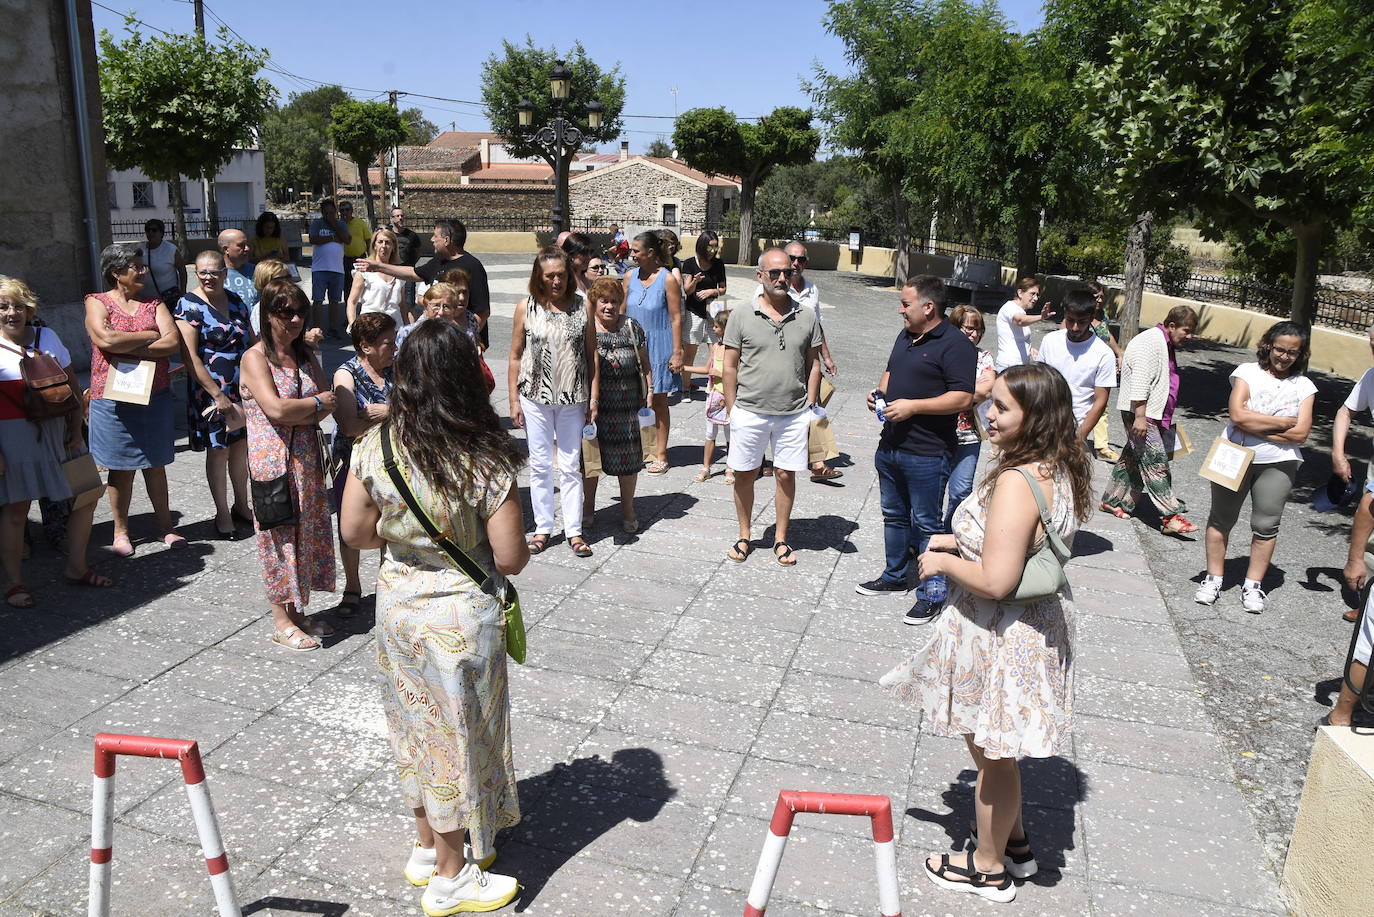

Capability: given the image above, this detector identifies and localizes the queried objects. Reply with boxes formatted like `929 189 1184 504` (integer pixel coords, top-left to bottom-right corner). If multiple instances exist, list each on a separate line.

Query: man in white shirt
1036 289 1116 443
994 278 1054 370
309 198 351 338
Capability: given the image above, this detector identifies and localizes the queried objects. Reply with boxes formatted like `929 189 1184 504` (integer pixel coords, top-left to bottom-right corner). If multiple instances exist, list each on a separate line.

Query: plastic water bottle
872 390 888 423
582 423 598 440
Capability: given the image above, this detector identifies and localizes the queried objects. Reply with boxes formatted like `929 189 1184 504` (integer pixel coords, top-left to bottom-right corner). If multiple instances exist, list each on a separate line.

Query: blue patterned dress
175 291 252 450
625 267 681 395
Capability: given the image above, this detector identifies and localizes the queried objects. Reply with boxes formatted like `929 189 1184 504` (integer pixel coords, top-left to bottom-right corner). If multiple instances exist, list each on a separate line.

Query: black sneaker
856 578 909 596
904 599 942 625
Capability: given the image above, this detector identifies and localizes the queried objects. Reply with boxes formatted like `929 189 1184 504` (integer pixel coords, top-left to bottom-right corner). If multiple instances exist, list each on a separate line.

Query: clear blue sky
91 0 1047 155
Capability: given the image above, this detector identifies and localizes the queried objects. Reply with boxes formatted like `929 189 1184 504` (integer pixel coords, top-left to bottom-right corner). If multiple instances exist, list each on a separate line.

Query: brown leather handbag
0 328 79 420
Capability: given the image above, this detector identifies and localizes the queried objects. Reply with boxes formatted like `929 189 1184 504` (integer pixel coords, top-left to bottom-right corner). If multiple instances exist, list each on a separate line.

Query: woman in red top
85 245 184 556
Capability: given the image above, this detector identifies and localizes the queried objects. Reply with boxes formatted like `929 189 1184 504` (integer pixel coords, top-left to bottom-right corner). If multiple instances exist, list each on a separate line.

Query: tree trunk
168 173 188 260
892 177 909 287
1119 210 1153 347
356 159 378 229
1014 213 1038 279
737 176 757 266
203 172 219 234
1289 222 1322 328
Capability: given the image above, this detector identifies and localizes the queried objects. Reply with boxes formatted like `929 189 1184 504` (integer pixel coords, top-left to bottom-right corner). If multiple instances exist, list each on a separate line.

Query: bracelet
312 395 322 413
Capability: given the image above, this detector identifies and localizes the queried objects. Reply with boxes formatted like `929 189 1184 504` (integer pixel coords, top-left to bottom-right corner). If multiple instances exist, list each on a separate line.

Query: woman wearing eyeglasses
624 231 683 474
1193 322 1315 614
584 255 610 287
241 279 338 650
174 250 254 539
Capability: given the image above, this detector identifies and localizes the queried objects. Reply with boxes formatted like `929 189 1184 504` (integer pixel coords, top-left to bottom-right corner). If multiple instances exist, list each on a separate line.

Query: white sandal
271 625 320 652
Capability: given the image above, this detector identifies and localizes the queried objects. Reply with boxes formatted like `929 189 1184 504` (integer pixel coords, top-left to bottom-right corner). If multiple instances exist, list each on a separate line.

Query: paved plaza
4 256 1355 916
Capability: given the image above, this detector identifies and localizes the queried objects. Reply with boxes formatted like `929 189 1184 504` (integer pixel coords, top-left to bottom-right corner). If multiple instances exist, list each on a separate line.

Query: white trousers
521 396 587 537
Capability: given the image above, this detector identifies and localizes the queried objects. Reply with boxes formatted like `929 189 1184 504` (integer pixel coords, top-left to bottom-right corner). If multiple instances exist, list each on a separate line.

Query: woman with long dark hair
252 211 287 262
883 363 1092 904
681 230 727 392
624 231 683 473
340 319 527 914
241 279 337 650
1194 321 1315 612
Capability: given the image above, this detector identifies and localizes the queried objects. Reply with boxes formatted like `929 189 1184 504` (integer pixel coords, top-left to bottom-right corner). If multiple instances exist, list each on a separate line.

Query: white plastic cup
811 405 827 420
636 408 655 428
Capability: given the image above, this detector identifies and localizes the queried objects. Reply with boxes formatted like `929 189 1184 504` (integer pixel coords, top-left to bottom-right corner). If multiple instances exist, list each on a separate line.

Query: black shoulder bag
249 368 301 530
379 422 526 663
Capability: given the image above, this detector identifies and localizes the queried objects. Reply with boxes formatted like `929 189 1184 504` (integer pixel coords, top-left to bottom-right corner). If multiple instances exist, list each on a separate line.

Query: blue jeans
943 441 981 533
876 445 951 599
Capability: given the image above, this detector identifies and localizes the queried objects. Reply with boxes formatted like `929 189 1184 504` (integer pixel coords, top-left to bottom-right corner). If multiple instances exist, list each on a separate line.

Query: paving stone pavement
0 257 1290 916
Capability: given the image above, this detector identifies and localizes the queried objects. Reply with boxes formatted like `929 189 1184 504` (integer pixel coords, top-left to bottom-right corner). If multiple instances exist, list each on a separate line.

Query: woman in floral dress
582 276 652 533
240 279 337 651
340 319 527 914
882 363 1093 904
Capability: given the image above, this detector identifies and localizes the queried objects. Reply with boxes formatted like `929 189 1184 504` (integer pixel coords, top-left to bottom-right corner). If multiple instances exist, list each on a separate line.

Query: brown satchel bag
0 328 79 420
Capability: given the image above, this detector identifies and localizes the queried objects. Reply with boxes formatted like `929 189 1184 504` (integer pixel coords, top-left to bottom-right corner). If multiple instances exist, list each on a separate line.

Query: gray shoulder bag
1004 467 1072 604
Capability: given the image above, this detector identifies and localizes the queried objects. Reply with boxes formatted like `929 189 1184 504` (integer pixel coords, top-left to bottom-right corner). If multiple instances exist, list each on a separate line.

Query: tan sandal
645 459 669 475
271 625 320 652
691 467 711 483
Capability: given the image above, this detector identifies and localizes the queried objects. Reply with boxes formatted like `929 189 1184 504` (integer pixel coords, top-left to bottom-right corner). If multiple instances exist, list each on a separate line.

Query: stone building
569 153 739 229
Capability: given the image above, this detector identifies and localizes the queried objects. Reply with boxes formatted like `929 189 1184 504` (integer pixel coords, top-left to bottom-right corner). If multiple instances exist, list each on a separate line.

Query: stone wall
342 185 552 224
0 0 110 305
570 162 708 225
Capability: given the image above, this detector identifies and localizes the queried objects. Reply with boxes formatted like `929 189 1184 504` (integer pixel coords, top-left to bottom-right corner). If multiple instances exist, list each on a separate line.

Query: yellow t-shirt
252 235 287 261
342 217 371 258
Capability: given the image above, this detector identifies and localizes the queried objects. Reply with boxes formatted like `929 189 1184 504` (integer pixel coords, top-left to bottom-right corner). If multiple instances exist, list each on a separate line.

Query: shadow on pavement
241 897 349 916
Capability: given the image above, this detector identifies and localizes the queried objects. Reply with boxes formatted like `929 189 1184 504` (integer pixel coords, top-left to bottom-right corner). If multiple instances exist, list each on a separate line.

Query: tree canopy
261 85 350 203
401 107 439 146
673 106 820 264
98 20 275 250
645 138 673 158
327 100 408 227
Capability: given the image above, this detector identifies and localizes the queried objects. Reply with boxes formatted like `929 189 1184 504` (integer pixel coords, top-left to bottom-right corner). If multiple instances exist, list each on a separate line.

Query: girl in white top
993 277 1053 371
1195 322 1317 613
346 229 409 328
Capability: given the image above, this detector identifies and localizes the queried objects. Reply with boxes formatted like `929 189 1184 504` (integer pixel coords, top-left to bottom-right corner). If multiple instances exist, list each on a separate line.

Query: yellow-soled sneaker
420 863 518 915
405 843 497 886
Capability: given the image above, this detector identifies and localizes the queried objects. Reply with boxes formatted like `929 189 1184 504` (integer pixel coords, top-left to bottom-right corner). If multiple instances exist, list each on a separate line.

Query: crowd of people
3 208 1372 913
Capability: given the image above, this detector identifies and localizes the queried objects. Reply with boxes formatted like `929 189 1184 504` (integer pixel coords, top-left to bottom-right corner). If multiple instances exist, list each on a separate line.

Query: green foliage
98 19 275 240
283 85 350 131
645 138 673 158
1156 244 1193 296
261 110 328 201
401 107 439 146
752 158 896 241
327 100 409 225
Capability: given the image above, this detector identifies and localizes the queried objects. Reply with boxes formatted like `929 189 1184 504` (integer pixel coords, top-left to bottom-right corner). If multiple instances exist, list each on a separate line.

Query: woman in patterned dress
84 244 185 556
331 311 396 617
882 363 1093 904
623 231 683 474
175 250 254 539
582 277 652 534
339 319 527 914
240 280 337 651
507 247 599 557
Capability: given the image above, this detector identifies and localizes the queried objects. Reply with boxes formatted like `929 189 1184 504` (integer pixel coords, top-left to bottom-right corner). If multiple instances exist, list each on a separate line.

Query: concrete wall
109 148 267 224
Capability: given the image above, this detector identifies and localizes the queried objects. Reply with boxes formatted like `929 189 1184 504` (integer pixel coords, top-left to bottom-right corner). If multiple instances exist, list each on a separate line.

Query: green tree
1083 0 1374 326
674 106 820 265
645 137 673 158
98 20 275 252
480 39 626 224
327 100 408 227
283 85 350 131
401 107 439 146
261 109 329 202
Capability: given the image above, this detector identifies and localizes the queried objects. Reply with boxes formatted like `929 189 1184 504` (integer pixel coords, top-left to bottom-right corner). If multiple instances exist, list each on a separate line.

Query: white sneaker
1241 585 1266 614
1193 579 1222 606
405 843 497 887
420 863 519 915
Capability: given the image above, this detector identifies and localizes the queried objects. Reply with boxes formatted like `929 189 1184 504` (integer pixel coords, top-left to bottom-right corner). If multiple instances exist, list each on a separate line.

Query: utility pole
387 90 402 211
193 0 219 234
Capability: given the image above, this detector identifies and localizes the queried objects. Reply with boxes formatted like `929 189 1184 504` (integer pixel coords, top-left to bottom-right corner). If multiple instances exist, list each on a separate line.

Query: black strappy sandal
568 536 593 558
727 538 753 563
924 852 1016 903
969 824 1038 878
773 541 796 566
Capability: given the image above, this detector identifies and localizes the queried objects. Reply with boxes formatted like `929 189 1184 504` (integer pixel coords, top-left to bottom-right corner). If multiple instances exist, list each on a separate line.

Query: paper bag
640 424 658 464
1163 424 1192 459
106 359 156 405
62 453 106 510
1199 436 1254 491
581 437 603 478
808 415 840 465
818 376 836 407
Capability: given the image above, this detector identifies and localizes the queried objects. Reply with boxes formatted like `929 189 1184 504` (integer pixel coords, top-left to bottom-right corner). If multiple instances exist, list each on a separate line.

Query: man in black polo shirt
355 218 492 346
859 275 976 623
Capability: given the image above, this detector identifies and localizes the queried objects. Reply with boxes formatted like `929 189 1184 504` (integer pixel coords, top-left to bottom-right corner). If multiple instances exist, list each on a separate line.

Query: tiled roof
427 131 505 149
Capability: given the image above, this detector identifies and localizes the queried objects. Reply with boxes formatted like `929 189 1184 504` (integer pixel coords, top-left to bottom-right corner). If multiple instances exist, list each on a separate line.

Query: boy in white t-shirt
1035 290 1116 443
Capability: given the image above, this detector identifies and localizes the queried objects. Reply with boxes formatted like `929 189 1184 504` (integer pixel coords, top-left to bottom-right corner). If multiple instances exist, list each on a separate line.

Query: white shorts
1357 588 1374 665
705 418 730 443
727 407 809 472
686 310 712 345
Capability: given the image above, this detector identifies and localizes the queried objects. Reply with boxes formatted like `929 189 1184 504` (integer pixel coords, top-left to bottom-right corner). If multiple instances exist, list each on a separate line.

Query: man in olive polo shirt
723 248 822 566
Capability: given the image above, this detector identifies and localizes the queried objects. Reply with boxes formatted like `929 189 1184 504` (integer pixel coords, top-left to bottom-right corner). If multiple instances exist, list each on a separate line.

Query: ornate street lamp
514 60 601 235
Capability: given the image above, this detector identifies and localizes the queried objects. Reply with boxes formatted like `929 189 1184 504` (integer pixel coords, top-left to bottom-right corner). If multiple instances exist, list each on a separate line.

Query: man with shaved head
217 228 258 311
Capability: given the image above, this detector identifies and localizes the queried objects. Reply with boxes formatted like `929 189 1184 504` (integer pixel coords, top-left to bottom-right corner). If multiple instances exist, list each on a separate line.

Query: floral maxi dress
882 469 1079 759
350 429 520 850
243 359 336 607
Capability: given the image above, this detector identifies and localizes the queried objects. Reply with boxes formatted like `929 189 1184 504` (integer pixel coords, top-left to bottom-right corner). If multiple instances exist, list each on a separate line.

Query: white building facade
108 148 266 234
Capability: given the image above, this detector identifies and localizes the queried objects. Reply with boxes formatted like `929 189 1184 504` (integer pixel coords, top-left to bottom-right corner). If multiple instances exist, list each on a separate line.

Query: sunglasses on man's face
789 255 808 264
764 268 796 280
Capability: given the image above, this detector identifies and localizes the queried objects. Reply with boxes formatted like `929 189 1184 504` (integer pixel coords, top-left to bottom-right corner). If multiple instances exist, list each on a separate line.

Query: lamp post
516 60 603 236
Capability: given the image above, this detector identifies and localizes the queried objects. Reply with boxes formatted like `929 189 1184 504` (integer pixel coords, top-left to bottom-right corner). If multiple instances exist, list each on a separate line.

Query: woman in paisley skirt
882 364 1093 904
340 319 527 914
175 250 254 539
507 247 599 557
582 277 652 533
623 231 683 474
241 280 337 651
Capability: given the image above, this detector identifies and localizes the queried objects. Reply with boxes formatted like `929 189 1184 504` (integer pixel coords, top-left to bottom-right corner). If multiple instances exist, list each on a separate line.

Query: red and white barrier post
743 790 900 917
89 733 240 917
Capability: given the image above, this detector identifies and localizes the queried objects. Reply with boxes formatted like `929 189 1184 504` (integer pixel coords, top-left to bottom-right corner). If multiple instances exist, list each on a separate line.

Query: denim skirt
90 388 175 470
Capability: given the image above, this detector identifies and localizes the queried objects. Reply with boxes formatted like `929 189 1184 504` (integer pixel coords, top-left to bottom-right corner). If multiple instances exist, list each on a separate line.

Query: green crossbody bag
1004 466 1072 605
379 422 526 664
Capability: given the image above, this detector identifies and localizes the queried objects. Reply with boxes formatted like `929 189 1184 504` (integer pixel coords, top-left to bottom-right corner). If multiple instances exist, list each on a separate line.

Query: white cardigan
1116 325 1173 420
